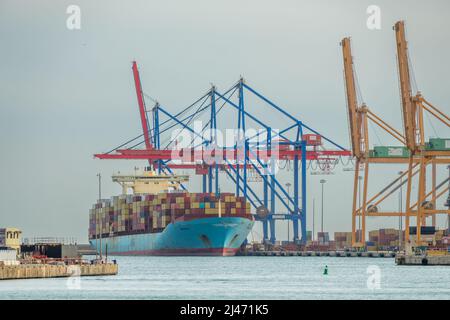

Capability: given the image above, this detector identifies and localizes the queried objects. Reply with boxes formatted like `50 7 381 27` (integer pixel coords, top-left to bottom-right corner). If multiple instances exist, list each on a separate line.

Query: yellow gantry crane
341 37 406 247
341 21 450 248
394 21 450 244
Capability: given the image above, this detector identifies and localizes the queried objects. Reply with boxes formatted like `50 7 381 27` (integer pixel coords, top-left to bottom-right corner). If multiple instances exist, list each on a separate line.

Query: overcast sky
0 0 449 243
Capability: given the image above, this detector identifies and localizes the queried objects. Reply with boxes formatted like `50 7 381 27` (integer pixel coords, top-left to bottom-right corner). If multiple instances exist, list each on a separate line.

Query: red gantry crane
94 61 352 245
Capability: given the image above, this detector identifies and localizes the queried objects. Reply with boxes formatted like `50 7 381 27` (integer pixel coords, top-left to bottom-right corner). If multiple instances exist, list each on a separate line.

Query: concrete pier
0 263 118 280
396 254 450 266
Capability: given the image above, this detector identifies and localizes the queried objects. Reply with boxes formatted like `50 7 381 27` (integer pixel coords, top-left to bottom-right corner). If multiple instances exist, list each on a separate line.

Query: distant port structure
94 20 449 254
341 20 450 252
94 63 351 245
0 228 118 280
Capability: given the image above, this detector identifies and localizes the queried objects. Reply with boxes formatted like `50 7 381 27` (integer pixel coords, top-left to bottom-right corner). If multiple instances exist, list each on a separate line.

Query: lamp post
446 166 450 232
358 175 363 242
286 182 292 242
320 179 326 233
97 173 103 261
398 171 403 250
312 198 315 241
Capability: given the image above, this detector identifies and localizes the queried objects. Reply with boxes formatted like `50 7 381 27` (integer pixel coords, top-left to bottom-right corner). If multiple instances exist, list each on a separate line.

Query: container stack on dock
334 232 352 249
369 229 403 250
305 232 336 251
331 228 449 251
89 192 251 239
435 229 449 247
317 232 330 244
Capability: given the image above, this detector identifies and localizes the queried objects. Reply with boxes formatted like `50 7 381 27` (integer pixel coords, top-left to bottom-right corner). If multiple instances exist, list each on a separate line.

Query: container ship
89 169 254 256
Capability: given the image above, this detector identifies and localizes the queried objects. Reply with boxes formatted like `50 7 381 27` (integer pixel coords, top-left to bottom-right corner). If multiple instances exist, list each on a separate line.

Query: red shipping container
302 134 322 146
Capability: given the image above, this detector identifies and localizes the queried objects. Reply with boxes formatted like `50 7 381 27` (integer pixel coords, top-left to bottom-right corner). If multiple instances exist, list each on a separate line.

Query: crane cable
164 94 211 150
353 63 365 106
185 85 239 149
115 94 210 152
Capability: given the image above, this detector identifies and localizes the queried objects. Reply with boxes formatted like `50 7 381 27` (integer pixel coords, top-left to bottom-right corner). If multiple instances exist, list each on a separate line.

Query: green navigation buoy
323 265 328 275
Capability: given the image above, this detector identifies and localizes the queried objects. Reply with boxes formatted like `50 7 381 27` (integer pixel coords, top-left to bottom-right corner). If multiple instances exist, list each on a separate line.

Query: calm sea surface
1 256 449 299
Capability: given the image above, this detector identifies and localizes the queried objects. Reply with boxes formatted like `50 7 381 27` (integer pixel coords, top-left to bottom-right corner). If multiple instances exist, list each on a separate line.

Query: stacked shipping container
334 232 352 249
333 229 449 251
89 192 251 239
368 228 405 250
317 232 330 245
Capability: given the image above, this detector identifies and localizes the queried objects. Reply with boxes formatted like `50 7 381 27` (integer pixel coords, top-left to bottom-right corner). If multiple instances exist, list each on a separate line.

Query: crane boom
394 21 418 151
341 37 362 159
341 37 370 246
132 61 153 151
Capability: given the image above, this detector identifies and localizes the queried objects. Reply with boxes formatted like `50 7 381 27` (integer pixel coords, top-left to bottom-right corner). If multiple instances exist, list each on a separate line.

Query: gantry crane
394 21 450 244
95 62 351 244
342 21 450 249
341 37 406 247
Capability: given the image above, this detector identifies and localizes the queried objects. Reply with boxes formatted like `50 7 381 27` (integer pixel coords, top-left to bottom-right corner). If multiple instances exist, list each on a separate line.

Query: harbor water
1 256 449 299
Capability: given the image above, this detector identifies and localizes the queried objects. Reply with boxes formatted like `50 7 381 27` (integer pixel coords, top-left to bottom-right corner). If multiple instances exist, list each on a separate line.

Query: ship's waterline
90 217 254 256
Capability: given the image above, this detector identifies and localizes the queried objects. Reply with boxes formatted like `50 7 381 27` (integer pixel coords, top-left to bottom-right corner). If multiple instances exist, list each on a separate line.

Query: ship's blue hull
89 216 254 256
